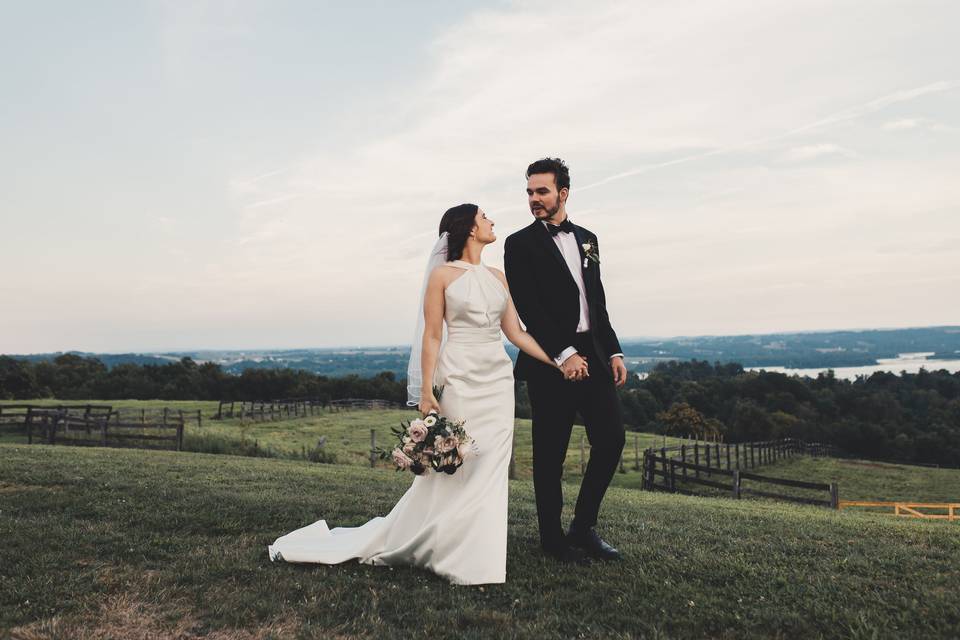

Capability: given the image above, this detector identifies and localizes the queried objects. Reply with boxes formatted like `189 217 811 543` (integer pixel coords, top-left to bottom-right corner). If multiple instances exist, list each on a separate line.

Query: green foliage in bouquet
378 409 474 476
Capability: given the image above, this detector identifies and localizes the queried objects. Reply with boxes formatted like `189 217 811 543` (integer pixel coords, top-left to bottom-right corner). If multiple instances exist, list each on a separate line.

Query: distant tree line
2 355 958 466
0 354 405 406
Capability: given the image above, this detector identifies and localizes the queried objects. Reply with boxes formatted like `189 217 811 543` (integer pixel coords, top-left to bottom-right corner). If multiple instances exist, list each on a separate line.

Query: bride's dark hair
438 203 479 262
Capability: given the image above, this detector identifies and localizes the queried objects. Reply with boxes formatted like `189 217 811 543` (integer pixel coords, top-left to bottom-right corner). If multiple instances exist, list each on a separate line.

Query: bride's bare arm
489 268 559 368
419 268 446 414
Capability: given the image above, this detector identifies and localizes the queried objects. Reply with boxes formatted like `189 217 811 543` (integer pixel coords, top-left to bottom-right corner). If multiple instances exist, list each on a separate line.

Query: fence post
735 443 740 470
705 443 711 475
669 460 676 492
732 470 741 499
725 443 731 470
508 432 516 480
660 447 668 484
681 444 688 480
26 407 33 444
642 450 651 489
633 434 640 471
830 482 839 509
100 418 108 446
176 421 184 451
197 409 202 428
370 429 377 468
694 442 700 478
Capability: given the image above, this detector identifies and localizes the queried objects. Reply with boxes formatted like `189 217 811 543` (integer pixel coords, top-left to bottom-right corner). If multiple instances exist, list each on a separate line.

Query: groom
504 157 627 563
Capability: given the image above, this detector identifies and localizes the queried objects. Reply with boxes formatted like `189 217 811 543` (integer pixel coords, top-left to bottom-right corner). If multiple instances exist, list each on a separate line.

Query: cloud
882 117 960 134
883 118 924 131
781 143 857 163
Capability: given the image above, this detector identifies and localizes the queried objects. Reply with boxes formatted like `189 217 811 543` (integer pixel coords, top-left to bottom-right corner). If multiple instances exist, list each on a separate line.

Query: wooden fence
839 501 960 521
22 407 184 451
214 398 328 421
0 404 113 428
110 407 203 428
328 398 402 411
643 438 840 508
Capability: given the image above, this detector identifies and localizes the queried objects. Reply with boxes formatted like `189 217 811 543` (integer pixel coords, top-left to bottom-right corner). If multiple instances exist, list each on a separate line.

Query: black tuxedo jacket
503 220 622 383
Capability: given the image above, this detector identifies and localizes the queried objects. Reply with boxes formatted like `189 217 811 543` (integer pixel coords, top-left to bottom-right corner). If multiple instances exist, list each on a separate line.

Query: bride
267 203 561 585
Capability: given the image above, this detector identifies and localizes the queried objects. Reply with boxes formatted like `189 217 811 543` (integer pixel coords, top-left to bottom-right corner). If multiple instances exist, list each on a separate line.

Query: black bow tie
546 219 575 236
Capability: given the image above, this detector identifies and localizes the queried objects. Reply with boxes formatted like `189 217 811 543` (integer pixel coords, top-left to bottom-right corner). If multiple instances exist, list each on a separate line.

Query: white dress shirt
541 220 623 366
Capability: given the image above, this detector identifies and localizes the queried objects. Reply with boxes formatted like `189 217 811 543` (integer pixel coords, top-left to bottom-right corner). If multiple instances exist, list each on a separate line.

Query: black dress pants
526 332 625 550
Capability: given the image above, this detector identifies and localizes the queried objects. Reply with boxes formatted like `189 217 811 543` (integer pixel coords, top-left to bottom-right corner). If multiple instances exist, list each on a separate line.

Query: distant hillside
6 325 960 377
619 325 960 370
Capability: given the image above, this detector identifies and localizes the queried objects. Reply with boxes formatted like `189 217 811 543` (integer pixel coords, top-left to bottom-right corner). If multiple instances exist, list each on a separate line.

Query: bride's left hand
418 393 440 416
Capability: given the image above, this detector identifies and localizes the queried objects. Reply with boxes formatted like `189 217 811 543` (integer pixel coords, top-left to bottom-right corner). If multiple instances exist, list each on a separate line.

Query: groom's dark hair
526 157 570 191
439 203 479 262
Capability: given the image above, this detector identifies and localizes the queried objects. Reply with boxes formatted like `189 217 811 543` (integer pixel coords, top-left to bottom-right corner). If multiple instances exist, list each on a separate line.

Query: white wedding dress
267 260 515 585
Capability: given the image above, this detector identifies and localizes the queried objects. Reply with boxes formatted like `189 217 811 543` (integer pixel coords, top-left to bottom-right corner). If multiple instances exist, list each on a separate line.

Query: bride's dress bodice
442 260 509 345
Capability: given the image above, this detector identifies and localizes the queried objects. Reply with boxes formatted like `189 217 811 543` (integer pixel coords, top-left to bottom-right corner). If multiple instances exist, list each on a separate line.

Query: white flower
582 242 591 251
423 415 437 427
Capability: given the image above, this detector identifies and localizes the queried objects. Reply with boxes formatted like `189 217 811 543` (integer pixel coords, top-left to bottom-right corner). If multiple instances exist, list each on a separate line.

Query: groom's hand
560 354 589 382
610 356 628 387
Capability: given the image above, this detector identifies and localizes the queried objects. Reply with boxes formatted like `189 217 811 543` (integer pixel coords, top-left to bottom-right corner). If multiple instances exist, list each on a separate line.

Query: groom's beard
532 200 561 221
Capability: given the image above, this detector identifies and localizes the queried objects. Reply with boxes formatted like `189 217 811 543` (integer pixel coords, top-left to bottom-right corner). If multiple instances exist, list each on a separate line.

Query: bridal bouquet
382 410 475 475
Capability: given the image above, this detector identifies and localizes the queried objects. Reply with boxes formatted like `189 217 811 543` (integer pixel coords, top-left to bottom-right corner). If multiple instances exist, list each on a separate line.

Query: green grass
2 444 959 639
0 401 682 485
761 456 960 504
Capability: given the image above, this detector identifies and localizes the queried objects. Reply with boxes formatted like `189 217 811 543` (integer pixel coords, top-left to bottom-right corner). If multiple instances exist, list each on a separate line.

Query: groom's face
526 173 567 222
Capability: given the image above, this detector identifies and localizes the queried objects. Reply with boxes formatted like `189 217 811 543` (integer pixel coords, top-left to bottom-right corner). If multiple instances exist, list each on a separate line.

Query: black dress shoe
567 527 622 561
541 542 591 565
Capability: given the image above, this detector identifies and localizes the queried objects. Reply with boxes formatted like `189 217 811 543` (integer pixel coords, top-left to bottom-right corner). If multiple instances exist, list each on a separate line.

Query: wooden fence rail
23 408 184 451
643 447 839 509
838 501 960 521
214 398 330 422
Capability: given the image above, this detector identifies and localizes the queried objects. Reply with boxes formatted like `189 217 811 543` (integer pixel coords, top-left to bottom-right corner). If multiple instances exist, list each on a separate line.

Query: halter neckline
449 259 484 270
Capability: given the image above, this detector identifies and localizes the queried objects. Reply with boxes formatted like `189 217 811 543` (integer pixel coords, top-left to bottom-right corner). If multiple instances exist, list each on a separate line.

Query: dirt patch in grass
8 590 308 640
0 482 60 494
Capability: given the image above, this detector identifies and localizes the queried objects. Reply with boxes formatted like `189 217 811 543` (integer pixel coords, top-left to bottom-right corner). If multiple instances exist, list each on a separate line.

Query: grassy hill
2 443 959 639
0 401 684 486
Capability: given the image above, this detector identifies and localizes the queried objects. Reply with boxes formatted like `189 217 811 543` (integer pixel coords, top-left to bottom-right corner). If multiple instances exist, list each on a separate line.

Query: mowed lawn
2 443 959 639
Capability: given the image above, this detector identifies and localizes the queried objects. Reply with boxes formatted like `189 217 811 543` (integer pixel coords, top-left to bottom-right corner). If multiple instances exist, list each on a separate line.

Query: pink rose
438 435 458 453
407 420 428 443
391 448 412 469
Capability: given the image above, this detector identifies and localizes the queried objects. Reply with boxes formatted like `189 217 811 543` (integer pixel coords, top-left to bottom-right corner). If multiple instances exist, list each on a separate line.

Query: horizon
6 323 959 357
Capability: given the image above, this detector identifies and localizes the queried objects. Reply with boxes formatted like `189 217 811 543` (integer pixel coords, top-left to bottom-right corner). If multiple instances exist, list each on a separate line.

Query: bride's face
472 209 496 244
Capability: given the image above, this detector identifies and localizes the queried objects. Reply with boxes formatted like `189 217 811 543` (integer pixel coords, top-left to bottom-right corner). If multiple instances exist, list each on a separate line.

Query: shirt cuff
554 346 578 367
609 353 624 361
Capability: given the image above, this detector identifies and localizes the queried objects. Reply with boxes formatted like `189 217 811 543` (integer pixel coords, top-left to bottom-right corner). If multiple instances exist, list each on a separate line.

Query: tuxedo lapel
532 221 576 282
571 225 596 300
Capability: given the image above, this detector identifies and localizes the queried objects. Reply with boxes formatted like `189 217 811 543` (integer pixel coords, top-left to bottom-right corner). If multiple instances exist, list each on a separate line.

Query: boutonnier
582 240 600 268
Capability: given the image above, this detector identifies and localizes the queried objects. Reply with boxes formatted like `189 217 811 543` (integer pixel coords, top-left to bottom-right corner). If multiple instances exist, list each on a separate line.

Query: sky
1 0 958 354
